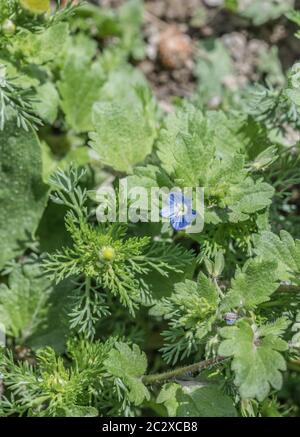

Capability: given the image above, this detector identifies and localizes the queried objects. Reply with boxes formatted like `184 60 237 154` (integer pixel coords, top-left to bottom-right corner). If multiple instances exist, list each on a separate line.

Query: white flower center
174 203 188 216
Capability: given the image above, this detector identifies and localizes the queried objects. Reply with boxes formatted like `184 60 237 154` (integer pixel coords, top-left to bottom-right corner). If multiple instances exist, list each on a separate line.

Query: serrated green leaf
226 177 274 222
126 165 168 193
99 66 149 102
58 57 105 133
89 98 156 173
156 383 180 416
257 317 291 337
34 82 59 124
0 120 48 269
176 382 237 417
159 274 218 327
207 111 244 159
229 115 274 160
63 33 98 65
157 105 215 186
221 258 279 310
219 320 288 401
206 154 246 199
15 23 69 64
197 272 219 306
253 230 300 281
104 342 149 405
157 381 237 417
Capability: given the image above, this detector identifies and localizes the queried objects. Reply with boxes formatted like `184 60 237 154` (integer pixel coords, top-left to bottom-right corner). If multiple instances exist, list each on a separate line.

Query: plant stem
277 284 300 294
287 359 300 373
213 277 225 298
142 356 227 385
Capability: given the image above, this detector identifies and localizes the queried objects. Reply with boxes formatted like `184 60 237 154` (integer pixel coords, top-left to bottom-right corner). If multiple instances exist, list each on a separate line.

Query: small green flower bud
2 19 16 36
99 246 116 262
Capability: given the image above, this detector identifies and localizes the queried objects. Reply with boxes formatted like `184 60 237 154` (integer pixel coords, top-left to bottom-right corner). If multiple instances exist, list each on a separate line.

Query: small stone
158 26 193 70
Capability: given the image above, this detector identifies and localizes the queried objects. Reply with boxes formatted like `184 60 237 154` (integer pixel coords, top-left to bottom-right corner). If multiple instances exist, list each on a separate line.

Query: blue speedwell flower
161 192 197 231
224 312 238 325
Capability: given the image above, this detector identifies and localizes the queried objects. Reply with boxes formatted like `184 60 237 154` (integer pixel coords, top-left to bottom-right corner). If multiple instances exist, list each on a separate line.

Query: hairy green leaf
14 23 69 64
221 258 279 310
219 320 288 401
58 57 105 133
34 82 59 124
157 381 237 417
0 119 48 268
157 105 214 187
104 342 150 405
89 97 156 173
254 230 300 281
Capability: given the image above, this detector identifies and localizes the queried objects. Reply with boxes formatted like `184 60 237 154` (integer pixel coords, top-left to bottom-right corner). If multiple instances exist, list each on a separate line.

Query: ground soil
100 0 300 107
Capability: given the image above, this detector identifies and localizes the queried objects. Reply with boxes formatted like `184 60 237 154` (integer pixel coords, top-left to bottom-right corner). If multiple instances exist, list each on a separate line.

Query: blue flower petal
160 206 172 218
185 209 197 221
226 319 236 325
160 192 197 231
169 191 184 205
170 215 190 231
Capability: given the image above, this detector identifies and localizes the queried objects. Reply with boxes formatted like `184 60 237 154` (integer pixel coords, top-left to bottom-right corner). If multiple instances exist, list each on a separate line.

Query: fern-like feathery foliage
245 63 300 132
0 338 149 417
0 65 42 131
43 166 193 337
